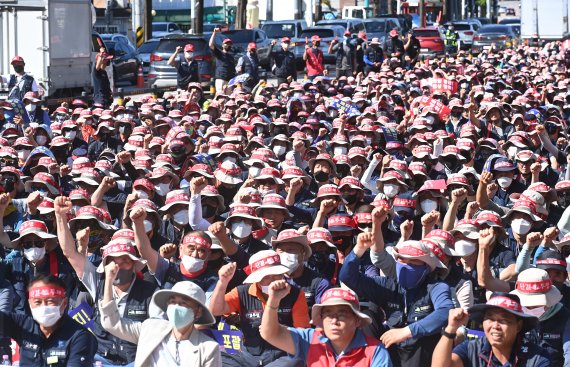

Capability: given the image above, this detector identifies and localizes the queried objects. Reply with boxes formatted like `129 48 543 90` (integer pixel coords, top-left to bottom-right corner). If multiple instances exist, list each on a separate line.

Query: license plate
421 48 429 52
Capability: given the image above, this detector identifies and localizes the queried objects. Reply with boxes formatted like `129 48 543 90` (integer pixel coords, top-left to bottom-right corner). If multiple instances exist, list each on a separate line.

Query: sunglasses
22 240 46 249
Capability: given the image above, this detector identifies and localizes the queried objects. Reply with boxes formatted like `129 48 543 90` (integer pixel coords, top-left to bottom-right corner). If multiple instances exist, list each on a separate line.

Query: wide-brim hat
151 281 216 325
535 249 568 273
311 288 372 327
510 268 562 308
24 173 60 196
243 250 290 283
201 186 226 212
270 229 312 261
224 205 264 230
159 190 190 213
393 240 446 271
10 220 57 249
68 206 117 233
501 199 543 223
214 161 243 185
468 292 537 332
96 239 147 273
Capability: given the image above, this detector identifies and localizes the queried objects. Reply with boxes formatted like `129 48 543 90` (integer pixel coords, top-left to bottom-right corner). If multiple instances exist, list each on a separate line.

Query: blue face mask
167 304 195 329
396 262 430 289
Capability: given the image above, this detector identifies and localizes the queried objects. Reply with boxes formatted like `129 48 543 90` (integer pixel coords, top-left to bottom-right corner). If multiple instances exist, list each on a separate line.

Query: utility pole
193 0 204 33
236 0 247 29
419 0 425 27
145 0 152 41
314 0 322 23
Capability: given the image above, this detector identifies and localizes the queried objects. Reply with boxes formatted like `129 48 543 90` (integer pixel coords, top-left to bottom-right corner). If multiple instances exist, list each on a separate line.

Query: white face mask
260 285 270 294
135 190 149 200
383 184 400 198
36 136 48 146
173 209 189 225
454 240 477 256
119 126 127 134
333 146 348 156
511 218 532 235
497 176 513 189
181 255 205 272
249 166 262 178
26 104 37 113
420 198 438 213
31 304 62 327
273 145 286 157
184 52 193 59
222 156 237 164
17 149 31 160
279 253 301 273
24 247 46 263
522 306 546 318
231 220 252 238
143 219 153 233
155 183 170 196
64 131 76 140
507 146 519 159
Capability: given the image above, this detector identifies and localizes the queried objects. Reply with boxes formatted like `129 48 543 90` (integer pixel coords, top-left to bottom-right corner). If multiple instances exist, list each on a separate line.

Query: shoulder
287 326 314 344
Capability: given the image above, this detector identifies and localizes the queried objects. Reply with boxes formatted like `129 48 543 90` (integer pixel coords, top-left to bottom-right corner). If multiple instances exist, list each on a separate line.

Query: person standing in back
92 48 113 108
303 35 325 80
269 37 297 85
168 44 201 91
209 28 236 94
0 56 39 101
236 43 260 90
329 31 356 78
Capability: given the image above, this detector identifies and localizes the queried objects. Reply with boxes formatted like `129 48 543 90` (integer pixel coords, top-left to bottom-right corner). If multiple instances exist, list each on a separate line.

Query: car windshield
451 23 471 31
138 40 159 53
364 21 386 33
479 26 509 34
300 29 334 38
153 24 167 32
221 30 255 43
413 29 440 37
262 24 296 38
319 21 347 30
155 39 207 54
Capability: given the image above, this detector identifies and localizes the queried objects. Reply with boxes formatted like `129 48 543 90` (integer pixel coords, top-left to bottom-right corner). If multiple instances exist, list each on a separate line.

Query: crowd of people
1 26 570 367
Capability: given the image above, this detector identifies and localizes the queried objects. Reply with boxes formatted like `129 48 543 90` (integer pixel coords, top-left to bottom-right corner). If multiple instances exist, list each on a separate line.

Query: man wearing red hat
1 55 38 101
329 31 357 78
269 37 297 85
209 27 236 94
304 35 325 80
168 44 200 91
93 47 114 108
383 29 404 59
236 42 260 89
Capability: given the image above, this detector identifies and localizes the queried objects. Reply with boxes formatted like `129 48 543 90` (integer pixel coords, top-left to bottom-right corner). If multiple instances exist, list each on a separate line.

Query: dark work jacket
237 284 299 356
270 46 297 79
8 74 35 101
526 305 570 367
8 249 77 314
175 57 200 90
212 48 236 81
0 313 97 367
92 66 112 107
287 267 331 309
240 53 260 88
383 37 405 57
91 276 157 364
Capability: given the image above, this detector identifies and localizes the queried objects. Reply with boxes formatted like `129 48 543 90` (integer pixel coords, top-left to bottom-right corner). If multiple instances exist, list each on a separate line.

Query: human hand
267 279 290 304
446 308 469 333
319 199 337 215
190 176 208 195
129 206 147 224
380 327 412 348
525 232 543 248
479 227 496 250
400 220 414 240
218 262 236 285
160 243 178 258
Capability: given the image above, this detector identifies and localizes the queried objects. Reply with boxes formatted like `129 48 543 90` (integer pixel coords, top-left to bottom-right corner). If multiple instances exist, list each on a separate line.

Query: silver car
137 38 159 75
471 24 519 54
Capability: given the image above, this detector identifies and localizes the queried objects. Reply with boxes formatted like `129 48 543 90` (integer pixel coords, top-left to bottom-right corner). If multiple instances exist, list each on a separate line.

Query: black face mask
333 236 353 252
310 251 332 265
113 268 135 286
443 158 459 171
13 65 24 74
220 185 239 207
202 204 217 218
314 171 329 183
171 151 187 164
451 110 462 118
559 192 570 208
342 193 358 205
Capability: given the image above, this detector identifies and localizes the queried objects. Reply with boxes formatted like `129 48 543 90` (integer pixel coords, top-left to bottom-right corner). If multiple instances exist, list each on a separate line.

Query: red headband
516 279 552 294
29 285 65 299
250 254 281 272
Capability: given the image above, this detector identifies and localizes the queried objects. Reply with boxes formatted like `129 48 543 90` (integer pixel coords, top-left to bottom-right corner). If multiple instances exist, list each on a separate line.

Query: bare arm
54 196 86 279
260 280 296 355
477 228 510 292
130 207 159 274
209 221 238 256
209 30 217 50
208 263 235 316
167 47 182 67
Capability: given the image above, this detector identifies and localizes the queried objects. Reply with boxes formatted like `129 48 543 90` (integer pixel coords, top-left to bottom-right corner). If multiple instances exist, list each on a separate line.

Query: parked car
214 29 272 70
412 27 445 56
363 18 402 45
472 24 519 54
261 20 307 41
473 17 492 25
152 22 183 37
316 18 366 34
137 38 159 75
506 8 516 16
445 21 479 50
293 26 345 65
100 34 140 85
147 34 213 90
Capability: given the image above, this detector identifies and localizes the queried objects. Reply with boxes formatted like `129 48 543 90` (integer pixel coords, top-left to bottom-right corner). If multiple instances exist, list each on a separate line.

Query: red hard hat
11 56 24 65
184 44 194 52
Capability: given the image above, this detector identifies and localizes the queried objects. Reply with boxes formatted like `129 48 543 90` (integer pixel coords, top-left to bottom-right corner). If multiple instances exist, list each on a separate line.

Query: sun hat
10 220 56 248
68 205 117 233
535 250 568 273
72 168 102 187
255 167 284 185
24 172 60 195
224 205 264 230
256 194 291 217
307 227 336 249
243 249 290 283
475 210 504 228
425 230 456 257
96 240 147 273
393 240 446 271
214 161 243 185
327 214 356 232
37 198 55 215
271 229 312 260
151 281 215 325
511 268 563 308
159 190 190 213
450 219 481 241
501 199 543 223
311 288 372 327
308 153 337 176
468 292 538 332
393 193 417 215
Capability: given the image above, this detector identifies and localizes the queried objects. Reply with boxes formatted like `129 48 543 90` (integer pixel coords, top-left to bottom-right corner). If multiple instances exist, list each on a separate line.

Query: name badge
47 356 59 364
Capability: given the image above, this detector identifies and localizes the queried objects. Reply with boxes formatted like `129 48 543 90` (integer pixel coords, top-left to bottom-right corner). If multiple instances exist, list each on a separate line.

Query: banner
328 99 361 118
204 322 244 355
431 78 458 94
68 302 95 334
228 73 250 87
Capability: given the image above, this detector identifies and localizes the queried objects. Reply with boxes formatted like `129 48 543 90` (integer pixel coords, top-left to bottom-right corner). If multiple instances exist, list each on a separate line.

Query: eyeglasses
321 310 352 321
22 240 46 249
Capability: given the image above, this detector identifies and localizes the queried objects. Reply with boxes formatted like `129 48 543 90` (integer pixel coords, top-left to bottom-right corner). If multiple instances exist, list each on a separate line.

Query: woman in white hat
208 250 310 367
100 261 220 367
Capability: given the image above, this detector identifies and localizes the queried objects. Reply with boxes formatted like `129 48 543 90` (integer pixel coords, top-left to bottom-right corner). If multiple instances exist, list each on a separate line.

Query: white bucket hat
243 250 290 283
96 240 147 273
271 229 312 261
511 268 562 308
214 161 243 185
311 288 372 327
151 281 216 325
393 240 447 271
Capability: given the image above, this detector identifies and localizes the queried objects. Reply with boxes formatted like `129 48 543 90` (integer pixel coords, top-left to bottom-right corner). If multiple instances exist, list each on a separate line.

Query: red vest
307 329 379 367
305 48 324 76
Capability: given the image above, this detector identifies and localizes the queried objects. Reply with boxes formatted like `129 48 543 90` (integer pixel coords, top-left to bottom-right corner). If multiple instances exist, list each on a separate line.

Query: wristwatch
441 327 457 339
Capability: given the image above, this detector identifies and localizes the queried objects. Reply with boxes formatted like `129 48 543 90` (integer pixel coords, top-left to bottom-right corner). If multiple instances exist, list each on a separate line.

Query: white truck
521 0 570 41
0 0 98 100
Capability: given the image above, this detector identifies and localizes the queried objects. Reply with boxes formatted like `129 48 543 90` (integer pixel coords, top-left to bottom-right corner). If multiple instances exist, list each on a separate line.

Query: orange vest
307 329 379 367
